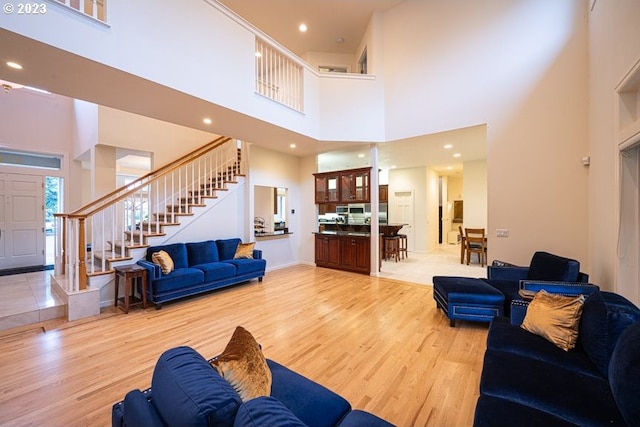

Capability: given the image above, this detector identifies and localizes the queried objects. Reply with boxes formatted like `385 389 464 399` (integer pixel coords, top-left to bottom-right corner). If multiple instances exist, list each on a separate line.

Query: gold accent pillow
211 326 272 402
521 289 585 351
151 250 174 274
234 242 255 259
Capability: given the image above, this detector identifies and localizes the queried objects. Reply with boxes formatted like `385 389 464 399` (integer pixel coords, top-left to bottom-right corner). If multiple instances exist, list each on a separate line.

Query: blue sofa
487 251 590 314
111 346 394 427
137 238 266 308
474 291 640 426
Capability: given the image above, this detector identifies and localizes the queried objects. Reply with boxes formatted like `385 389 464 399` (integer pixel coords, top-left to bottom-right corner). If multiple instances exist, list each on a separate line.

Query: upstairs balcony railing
54 137 247 291
53 0 106 22
255 37 304 112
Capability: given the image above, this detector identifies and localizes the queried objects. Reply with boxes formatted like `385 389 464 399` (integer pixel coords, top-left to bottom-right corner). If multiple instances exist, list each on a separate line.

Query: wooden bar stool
384 235 400 262
397 234 408 259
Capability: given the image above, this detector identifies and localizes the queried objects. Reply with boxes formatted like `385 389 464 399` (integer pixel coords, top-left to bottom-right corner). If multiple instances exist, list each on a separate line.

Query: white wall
463 160 488 230
588 0 640 295
249 145 302 270
380 0 589 265
0 89 72 155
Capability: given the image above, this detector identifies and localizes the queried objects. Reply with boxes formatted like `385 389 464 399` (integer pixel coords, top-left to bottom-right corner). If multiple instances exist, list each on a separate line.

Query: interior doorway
392 190 415 252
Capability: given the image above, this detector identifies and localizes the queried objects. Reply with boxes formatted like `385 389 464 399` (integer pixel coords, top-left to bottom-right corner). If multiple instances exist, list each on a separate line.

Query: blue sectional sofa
474 291 640 426
433 251 594 326
137 238 266 308
111 346 394 427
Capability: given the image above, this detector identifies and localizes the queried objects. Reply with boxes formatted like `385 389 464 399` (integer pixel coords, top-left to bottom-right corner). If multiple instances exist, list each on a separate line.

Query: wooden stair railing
54 137 248 291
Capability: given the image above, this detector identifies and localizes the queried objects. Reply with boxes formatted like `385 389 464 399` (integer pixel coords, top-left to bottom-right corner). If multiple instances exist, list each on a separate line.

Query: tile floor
0 243 487 332
378 242 487 285
0 270 65 331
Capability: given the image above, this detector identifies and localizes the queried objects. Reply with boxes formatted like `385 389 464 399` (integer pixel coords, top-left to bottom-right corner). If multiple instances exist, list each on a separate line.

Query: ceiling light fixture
289 143 296 149
453 153 461 158
203 118 212 125
444 144 453 149
6 61 23 70
358 153 365 158
299 23 307 32
336 37 344 44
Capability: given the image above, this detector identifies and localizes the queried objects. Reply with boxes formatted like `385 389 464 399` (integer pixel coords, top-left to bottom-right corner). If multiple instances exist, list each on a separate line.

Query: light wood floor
0 264 489 427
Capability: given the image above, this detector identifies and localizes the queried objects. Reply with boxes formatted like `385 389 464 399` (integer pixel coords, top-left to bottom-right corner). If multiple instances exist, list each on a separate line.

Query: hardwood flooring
0 265 489 427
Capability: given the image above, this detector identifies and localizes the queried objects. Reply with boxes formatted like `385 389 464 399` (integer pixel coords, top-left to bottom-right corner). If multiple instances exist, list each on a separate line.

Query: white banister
55 137 244 290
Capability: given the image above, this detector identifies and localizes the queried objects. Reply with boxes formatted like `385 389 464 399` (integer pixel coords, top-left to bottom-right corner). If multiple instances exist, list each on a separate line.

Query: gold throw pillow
151 250 174 274
211 326 272 402
234 242 255 259
521 290 585 351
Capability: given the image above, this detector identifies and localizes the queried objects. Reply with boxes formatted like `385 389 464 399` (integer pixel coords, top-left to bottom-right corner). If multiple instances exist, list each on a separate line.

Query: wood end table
114 264 148 313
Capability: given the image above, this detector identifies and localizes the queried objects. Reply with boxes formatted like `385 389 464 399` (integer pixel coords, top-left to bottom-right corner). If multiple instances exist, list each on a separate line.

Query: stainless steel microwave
348 205 365 214
336 205 348 214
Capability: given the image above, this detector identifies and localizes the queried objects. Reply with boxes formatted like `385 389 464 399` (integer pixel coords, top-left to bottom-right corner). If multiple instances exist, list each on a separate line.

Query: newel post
78 217 87 290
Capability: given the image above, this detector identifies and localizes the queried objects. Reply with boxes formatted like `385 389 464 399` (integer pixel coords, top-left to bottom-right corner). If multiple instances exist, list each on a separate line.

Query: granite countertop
313 231 371 237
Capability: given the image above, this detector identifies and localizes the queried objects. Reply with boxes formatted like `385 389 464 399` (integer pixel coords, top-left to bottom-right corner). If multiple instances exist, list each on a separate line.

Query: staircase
51 137 248 320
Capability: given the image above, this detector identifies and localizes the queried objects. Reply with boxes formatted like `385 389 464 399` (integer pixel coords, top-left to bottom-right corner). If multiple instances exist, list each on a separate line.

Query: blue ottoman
433 276 504 327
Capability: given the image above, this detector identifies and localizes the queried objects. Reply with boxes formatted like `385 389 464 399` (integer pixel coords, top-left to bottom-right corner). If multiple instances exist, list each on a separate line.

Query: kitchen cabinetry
340 168 370 203
314 167 371 204
314 233 370 274
314 173 339 204
314 234 341 268
379 185 388 203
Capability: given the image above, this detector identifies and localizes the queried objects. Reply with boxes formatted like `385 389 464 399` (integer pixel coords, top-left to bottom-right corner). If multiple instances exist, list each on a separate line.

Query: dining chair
465 228 487 267
459 226 466 264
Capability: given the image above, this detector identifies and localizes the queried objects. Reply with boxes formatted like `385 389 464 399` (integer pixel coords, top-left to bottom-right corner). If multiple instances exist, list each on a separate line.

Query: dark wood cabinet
340 168 369 203
314 234 341 268
314 233 370 274
314 167 371 205
314 173 340 204
340 236 370 272
379 185 388 203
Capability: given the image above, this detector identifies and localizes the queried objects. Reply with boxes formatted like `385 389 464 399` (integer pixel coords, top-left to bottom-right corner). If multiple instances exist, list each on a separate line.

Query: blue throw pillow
579 292 640 376
233 397 306 427
187 240 219 265
151 346 242 427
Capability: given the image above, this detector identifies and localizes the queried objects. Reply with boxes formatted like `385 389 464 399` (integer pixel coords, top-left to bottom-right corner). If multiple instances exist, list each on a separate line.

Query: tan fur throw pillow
151 250 174 274
521 290 585 351
211 326 272 402
234 242 255 259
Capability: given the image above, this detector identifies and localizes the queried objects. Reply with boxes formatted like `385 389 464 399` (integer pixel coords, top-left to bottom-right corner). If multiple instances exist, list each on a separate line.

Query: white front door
0 173 45 270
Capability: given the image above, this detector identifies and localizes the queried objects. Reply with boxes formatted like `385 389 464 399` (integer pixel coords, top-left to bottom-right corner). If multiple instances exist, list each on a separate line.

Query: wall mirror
254 185 288 235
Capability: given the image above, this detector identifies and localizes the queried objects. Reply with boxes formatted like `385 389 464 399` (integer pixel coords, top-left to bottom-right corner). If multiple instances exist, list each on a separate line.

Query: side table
114 264 148 313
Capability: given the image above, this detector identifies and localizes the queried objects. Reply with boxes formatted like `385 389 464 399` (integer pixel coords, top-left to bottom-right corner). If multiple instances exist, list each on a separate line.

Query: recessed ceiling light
203 118 212 125
453 153 461 158
6 61 22 70
444 144 453 149
299 23 307 32
446 166 453 170
336 37 344 44
289 143 296 149
358 153 365 158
